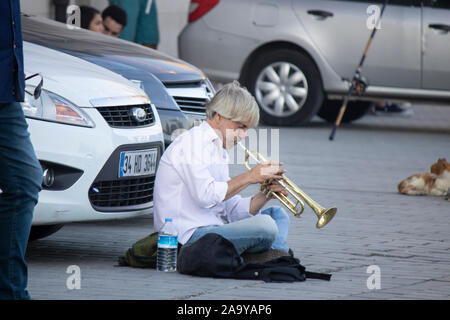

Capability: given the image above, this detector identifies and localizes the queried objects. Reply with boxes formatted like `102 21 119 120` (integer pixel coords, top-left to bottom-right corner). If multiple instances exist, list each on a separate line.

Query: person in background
371 101 414 117
80 5 105 34
0 0 43 300
109 0 160 49
102 4 127 37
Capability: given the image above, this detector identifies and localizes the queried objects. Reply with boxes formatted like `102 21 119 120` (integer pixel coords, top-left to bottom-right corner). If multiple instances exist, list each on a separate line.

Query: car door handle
429 23 450 33
307 10 334 19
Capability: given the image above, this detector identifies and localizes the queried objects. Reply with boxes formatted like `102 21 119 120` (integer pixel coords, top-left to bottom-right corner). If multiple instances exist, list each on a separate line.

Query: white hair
205 81 260 128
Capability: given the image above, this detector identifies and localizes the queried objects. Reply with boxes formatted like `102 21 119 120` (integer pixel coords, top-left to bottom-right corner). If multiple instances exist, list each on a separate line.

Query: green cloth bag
118 232 159 268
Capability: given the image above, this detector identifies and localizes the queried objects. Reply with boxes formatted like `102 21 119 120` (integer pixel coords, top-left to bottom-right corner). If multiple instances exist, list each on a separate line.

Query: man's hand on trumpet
261 179 289 199
247 161 286 184
247 165 288 215
225 161 285 201
249 178 288 215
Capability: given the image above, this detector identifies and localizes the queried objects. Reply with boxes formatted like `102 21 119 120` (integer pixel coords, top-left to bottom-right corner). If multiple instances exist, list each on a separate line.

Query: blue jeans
186 206 290 255
0 102 42 300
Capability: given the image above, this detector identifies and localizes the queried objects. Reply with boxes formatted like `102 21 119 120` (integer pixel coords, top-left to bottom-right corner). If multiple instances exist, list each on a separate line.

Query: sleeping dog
398 158 450 199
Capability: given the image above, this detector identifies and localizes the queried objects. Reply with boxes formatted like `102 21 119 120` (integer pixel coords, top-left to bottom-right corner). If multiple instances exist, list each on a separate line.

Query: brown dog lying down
398 158 450 198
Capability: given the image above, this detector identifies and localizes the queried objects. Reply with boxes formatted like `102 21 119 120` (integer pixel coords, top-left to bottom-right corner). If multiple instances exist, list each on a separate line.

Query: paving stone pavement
25 103 450 300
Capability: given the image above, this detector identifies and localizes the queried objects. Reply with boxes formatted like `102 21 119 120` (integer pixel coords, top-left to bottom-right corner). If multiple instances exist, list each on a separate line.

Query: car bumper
28 107 164 225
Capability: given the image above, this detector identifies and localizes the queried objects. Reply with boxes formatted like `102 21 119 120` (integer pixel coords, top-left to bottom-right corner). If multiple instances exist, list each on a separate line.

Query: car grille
89 176 155 209
172 96 208 114
164 81 213 117
96 104 154 128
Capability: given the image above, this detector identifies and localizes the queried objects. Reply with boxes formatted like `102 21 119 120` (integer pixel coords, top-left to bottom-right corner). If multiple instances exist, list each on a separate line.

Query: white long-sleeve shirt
153 121 254 244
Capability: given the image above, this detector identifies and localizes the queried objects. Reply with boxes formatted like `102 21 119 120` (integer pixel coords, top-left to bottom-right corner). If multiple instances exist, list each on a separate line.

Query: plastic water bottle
156 218 178 272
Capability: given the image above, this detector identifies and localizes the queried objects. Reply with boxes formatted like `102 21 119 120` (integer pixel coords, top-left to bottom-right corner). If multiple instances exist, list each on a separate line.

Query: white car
23 42 164 240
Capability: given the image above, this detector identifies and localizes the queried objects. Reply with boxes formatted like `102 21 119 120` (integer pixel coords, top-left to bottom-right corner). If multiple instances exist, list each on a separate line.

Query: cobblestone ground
26 103 450 300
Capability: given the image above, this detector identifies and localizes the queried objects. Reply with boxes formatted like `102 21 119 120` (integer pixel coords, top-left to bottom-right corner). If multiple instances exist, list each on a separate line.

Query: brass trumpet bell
316 207 337 229
239 143 337 229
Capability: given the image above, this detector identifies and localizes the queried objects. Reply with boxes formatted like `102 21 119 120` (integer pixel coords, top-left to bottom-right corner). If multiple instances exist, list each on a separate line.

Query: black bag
177 233 331 282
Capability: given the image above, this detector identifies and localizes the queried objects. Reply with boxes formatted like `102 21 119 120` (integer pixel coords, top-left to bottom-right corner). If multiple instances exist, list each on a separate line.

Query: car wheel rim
255 62 308 117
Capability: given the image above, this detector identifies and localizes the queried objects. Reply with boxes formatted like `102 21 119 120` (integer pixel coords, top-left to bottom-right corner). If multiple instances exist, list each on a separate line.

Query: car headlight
22 86 95 128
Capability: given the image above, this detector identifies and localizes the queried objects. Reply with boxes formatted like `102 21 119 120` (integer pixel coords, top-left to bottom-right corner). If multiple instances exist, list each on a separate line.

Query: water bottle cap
165 218 172 222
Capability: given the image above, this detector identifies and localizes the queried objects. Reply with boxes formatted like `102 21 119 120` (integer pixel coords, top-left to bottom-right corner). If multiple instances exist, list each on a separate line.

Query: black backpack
177 233 331 282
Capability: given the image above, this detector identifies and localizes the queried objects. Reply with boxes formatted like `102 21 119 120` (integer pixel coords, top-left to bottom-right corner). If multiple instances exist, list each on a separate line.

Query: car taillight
188 0 219 23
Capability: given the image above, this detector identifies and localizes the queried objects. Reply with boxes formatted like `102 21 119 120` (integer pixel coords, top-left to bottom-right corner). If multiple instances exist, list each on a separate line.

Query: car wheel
244 49 324 126
317 99 371 123
29 224 64 241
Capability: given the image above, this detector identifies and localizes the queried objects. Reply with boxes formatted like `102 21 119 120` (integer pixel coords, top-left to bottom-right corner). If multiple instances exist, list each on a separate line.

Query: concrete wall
20 0 191 58
21 0 54 19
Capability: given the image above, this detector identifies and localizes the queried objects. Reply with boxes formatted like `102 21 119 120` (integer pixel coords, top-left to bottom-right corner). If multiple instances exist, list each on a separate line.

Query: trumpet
238 143 337 228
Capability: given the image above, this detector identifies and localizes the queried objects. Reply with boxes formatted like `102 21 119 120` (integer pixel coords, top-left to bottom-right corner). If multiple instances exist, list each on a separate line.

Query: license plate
119 149 158 178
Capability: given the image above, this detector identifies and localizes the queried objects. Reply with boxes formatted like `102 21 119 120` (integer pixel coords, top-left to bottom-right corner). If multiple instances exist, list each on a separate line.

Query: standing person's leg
0 102 43 300
186 214 278 255
260 206 290 252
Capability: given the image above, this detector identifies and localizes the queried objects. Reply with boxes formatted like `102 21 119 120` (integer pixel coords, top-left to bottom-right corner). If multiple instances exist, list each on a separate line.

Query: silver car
179 0 450 126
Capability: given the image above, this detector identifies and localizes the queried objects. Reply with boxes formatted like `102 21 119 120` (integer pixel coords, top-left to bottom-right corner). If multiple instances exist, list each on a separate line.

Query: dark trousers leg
0 102 42 300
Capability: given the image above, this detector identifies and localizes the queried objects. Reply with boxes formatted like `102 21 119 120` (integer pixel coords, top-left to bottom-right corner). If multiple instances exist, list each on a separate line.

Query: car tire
317 99 371 123
29 224 64 241
243 48 324 126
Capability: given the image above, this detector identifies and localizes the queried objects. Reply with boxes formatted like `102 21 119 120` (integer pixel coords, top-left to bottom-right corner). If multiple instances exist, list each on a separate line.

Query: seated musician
153 81 291 260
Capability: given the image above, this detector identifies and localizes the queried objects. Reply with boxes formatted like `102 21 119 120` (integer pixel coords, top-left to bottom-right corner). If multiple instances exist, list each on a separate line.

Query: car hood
23 41 147 108
21 14 205 83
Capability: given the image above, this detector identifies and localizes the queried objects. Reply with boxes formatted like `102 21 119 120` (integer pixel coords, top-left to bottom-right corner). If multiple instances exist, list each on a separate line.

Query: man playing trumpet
153 81 291 259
